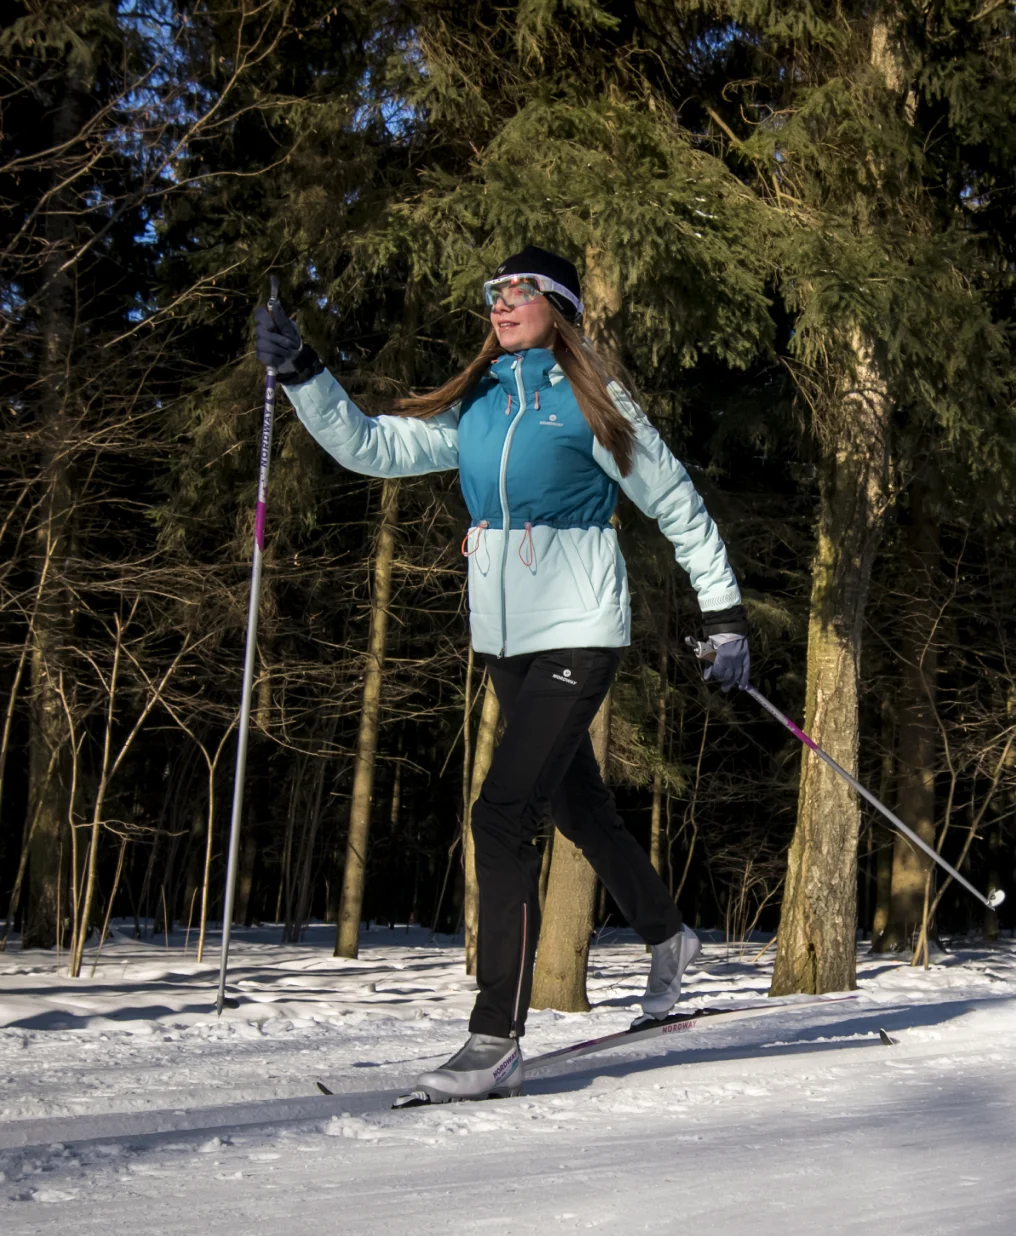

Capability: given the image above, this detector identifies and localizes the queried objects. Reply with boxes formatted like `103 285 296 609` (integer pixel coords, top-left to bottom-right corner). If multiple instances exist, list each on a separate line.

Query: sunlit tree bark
335 479 399 958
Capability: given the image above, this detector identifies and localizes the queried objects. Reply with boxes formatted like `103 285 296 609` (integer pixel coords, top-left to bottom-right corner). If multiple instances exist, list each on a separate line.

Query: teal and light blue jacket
284 347 741 657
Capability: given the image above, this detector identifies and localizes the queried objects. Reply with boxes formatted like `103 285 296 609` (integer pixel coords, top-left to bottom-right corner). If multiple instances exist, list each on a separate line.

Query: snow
1 922 1015 1233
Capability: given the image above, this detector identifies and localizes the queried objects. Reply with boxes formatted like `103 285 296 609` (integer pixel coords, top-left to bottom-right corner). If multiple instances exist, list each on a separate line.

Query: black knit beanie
491 245 583 320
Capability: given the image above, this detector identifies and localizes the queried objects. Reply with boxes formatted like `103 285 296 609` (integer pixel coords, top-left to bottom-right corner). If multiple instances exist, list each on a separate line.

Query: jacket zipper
497 357 527 657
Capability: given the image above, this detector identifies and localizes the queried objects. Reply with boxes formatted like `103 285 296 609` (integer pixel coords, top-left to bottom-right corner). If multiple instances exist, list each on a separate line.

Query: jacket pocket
556 528 599 611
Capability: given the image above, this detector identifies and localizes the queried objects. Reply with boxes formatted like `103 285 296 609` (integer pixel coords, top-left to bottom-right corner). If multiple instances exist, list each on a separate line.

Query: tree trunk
23 76 82 950
877 475 940 952
984 825 1001 941
194 764 219 965
583 245 623 370
278 756 303 929
870 698 896 945
871 825 895 945
771 333 891 995
292 750 329 939
182 802 205 941
531 693 611 1012
335 479 399 958
464 675 500 975
234 826 257 928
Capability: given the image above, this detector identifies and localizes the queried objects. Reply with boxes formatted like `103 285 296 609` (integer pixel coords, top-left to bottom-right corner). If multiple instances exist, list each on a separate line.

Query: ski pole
686 637 1005 912
215 275 280 1015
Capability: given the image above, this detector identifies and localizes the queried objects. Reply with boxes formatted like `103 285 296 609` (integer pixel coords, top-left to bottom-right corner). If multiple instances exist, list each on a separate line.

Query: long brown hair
394 307 637 476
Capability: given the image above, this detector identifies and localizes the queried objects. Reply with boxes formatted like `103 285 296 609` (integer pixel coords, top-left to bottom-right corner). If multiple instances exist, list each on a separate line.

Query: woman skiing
255 246 750 1103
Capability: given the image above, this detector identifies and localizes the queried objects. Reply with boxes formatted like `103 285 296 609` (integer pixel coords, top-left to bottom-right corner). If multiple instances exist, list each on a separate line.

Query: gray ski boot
640 924 702 1018
413 1033 523 1103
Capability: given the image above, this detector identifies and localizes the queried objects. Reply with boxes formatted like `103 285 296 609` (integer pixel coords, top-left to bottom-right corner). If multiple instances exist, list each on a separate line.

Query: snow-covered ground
1 922 1014 1234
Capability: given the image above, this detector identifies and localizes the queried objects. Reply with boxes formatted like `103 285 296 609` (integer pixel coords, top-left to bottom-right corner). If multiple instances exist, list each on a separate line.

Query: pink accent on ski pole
255 501 267 552
784 716 820 753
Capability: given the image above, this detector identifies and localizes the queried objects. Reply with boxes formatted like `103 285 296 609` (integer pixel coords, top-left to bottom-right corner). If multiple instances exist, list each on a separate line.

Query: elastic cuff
279 344 325 387
701 603 749 637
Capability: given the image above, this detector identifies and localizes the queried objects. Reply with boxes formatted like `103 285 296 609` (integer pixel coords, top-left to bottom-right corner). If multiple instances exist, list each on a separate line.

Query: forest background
2 0 1015 1006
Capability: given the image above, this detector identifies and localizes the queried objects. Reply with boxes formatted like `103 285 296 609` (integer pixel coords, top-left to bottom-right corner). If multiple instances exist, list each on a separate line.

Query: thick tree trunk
771 334 890 995
583 245 623 369
335 479 399 958
876 476 940 952
530 693 610 1013
464 675 500 975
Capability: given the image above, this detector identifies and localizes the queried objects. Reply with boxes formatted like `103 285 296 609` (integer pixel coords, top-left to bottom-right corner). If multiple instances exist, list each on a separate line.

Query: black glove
703 634 750 692
254 301 324 386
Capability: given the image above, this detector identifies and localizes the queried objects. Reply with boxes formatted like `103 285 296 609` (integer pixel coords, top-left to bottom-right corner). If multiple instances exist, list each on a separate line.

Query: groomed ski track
2 927 1015 1233
4 996 876 1151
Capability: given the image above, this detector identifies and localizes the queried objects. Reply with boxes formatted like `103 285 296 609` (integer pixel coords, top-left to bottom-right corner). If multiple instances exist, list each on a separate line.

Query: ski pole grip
267 274 280 312
684 635 717 663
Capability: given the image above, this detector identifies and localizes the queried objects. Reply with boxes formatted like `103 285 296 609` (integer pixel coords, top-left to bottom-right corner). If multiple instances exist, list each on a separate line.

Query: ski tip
879 1028 897 1047
392 1091 432 1110
316 1081 334 1096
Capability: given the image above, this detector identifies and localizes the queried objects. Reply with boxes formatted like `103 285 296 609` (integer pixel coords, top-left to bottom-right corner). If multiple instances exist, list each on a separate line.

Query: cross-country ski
385 991 861 1107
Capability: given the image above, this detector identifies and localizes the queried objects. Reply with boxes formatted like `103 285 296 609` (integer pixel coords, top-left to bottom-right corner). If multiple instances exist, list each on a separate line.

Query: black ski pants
468 647 683 1039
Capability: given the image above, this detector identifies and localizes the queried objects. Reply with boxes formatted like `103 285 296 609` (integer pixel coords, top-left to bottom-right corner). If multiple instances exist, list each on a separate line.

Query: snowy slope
1 924 1014 1234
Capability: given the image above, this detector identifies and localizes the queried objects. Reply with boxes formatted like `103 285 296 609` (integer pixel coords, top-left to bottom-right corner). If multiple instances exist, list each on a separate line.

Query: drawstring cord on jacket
461 520 489 557
462 522 534 565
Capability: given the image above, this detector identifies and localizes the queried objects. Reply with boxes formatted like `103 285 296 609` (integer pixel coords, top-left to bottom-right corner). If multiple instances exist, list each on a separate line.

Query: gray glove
254 301 324 385
703 633 750 693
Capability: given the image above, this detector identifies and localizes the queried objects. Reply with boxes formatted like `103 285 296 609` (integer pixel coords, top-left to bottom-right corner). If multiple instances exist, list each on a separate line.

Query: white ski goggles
483 273 584 317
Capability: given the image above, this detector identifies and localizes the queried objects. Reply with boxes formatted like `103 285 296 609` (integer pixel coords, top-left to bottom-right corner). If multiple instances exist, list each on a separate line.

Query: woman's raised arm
285 369 459 478
255 299 459 478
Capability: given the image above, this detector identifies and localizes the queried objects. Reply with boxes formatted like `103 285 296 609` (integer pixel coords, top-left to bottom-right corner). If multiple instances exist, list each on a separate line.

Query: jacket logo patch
552 670 578 687
539 415 563 428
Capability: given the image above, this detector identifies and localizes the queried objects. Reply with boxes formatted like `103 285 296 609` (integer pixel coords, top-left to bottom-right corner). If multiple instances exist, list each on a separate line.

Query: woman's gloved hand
702 633 750 692
254 300 324 385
